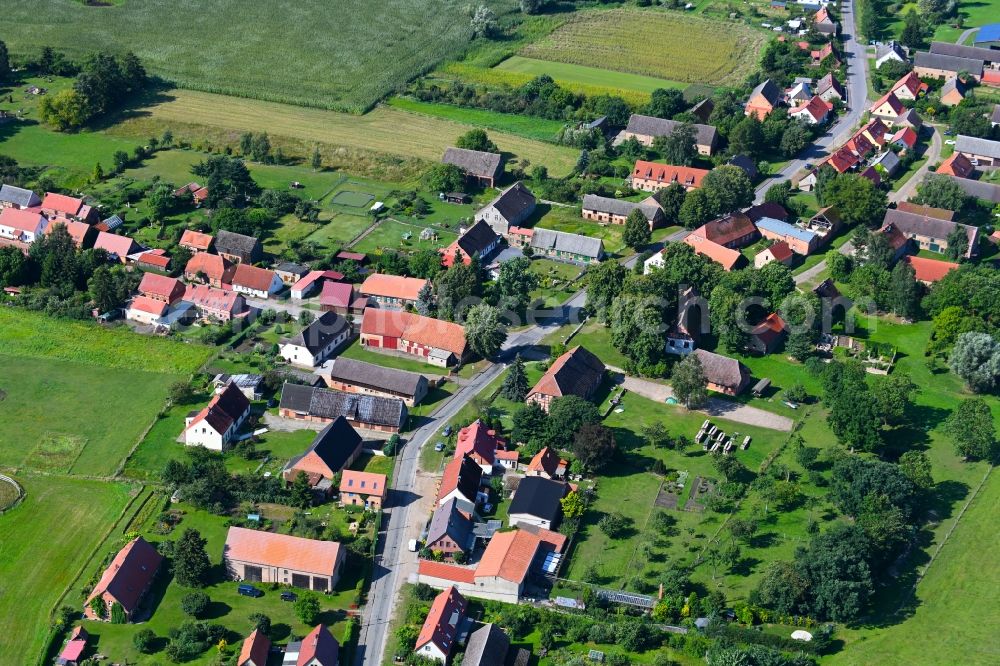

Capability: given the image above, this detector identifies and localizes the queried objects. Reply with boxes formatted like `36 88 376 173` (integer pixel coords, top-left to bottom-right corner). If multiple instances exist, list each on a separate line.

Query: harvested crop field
0 0 478 112
519 8 766 86
113 90 579 176
494 56 687 93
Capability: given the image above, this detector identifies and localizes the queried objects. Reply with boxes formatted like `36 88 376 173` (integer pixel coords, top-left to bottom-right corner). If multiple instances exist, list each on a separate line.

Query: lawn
827 470 1000 666
0 355 183 477
0 475 135 664
932 0 1000 42
304 213 376 250
0 0 480 112
519 8 766 87
339 339 451 377
542 319 631 370
494 55 688 94
110 89 580 177
529 257 584 307
532 203 628 256
387 97 567 143
351 218 458 255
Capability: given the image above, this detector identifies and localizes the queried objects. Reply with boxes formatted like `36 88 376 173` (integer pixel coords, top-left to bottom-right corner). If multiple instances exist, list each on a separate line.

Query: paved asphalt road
753 0 870 204
353 291 586 666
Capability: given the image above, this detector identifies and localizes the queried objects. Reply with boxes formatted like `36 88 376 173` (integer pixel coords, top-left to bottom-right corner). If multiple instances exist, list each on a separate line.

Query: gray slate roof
274 261 309 275
940 174 1000 203
956 134 1000 160
0 184 40 208
214 229 261 257
283 415 363 476
749 79 781 105
442 147 503 180
508 476 567 523
461 624 511 666
486 181 536 222
581 194 662 221
882 208 979 253
816 72 845 97
914 51 984 76
322 357 427 398
457 219 500 257
929 41 1000 64
285 311 349 355
278 382 406 429
875 43 906 64
426 497 474 549
624 114 719 148
530 227 604 259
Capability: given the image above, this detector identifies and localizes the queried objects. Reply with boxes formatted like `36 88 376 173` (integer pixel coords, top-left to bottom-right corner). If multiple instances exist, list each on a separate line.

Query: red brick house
453 419 507 474
41 192 96 223
630 160 709 193
185 284 247 322
281 416 364 487
138 272 185 305
179 229 214 253
185 252 236 288
84 537 163 622
688 213 759 249
745 79 781 120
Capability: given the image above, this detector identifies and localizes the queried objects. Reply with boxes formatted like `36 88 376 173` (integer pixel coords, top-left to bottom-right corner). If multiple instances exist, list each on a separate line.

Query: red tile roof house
360 309 468 368
415 586 468 662
136 248 171 272
284 624 340 666
185 251 236 288
891 71 929 101
436 454 484 514
41 192 96 223
902 255 960 285
936 152 975 178
869 91 908 126
184 284 247 322
754 240 794 268
93 231 142 263
526 446 567 480
683 235 745 271
84 536 163 622
126 295 172 326
630 160 710 193
183 383 251 451
231 263 284 299
319 280 369 316
453 419 508 475
526 346 606 413
223 526 346 592
237 628 271 666
45 218 95 249
339 470 387 510
417 526 566 602
58 625 89 666
440 219 502 268
138 272 186 305
291 269 346 300
693 349 751 396
359 273 429 309
426 497 475 557
0 207 49 245
281 416 364 490
788 96 833 125
748 313 787 355
689 213 760 249
179 229 214 253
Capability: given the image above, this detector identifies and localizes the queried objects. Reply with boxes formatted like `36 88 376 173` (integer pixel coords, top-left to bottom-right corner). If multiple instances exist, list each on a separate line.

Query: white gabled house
183 384 251 451
279 311 351 368
230 264 283 299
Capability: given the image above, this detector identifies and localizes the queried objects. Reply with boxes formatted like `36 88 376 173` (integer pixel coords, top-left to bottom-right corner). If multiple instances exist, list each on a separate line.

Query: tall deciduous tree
949 332 1000 394
946 398 997 460
464 303 507 359
572 423 617 473
622 208 652 250
671 353 708 408
587 259 627 318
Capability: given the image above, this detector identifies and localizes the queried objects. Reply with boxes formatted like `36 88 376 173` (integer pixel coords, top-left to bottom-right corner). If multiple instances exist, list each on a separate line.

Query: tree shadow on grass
201 600 232 620
750 531 781 549
731 556 762 576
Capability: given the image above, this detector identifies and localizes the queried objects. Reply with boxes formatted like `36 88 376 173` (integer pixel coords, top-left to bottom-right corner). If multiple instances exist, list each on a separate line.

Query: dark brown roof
285 311 349 355
745 202 788 222
215 230 261 258
697 213 757 247
527 346 605 401
438 454 483 504
442 147 503 180
87 537 163 614
694 349 750 391
322 357 427 398
283 414 363 476
279 383 407 429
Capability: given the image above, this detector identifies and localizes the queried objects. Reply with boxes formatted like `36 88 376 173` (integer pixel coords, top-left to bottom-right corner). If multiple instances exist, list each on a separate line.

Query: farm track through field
115 90 579 176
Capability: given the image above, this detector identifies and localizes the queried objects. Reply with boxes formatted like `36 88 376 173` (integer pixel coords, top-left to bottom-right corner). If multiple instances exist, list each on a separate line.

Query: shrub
181 591 210 618
133 628 157 653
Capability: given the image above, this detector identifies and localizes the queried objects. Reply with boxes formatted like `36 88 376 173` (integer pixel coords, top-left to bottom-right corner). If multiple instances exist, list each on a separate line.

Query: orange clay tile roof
231 264 278 292
179 229 214 251
139 272 183 300
224 526 343 576
361 308 467 357
903 255 959 283
527 447 564 476
763 241 793 262
130 295 169 317
684 235 743 271
871 91 905 116
339 470 387 498
476 530 544 584
892 71 928 98
41 192 84 216
359 273 428 302
631 160 709 188
44 218 89 245
238 628 271 666
437 454 483 504
185 251 234 282
791 96 832 122
416 587 468 654
418 559 477 584
936 152 975 178
0 207 46 233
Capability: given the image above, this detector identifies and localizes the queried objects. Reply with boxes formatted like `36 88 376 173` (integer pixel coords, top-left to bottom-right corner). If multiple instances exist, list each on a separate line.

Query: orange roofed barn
359 273 428 309
360 309 467 367
526 346 605 412
223 526 345 591
85 537 163 622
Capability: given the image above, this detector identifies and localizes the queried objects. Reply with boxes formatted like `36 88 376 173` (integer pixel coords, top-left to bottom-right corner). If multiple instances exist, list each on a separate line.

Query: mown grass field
111 89 579 176
387 97 567 142
0 0 484 112
0 475 135 664
495 55 687 93
519 8 766 86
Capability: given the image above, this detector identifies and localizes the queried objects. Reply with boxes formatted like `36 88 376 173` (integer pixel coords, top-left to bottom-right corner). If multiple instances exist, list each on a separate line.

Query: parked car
442 425 452 437
280 591 297 602
434 441 445 452
238 584 263 598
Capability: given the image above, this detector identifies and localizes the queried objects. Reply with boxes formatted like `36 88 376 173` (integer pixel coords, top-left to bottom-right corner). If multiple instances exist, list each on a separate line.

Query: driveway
890 124 942 204
620 376 795 431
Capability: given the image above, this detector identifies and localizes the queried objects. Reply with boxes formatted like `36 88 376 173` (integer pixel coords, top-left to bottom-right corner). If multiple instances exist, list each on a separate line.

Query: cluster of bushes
39 50 146 130
162 448 289 514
